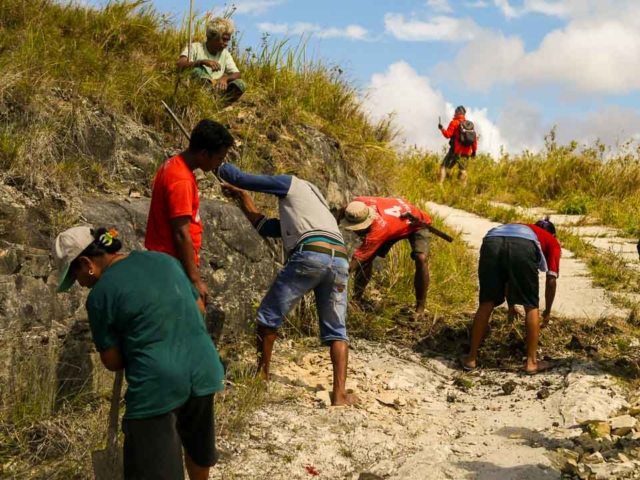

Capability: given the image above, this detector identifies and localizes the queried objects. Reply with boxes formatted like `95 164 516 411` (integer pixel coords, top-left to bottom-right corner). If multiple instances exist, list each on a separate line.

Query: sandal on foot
525 360 554 375
459 356 478 372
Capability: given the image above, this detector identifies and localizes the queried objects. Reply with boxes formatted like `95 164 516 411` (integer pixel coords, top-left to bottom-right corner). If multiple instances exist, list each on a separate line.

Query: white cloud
555 106 640 149
492 0 629 19
257 22 368 40
464 0 490 7
426 0 453 13
364 62 506 158
433 30 524 92
364 63 640 157
494 0 519 18
437 1 640 95
384 13 480 42
517 19 640 94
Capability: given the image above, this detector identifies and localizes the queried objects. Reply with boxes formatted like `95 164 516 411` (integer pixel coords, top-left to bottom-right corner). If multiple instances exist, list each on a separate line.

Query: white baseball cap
52 226 94 292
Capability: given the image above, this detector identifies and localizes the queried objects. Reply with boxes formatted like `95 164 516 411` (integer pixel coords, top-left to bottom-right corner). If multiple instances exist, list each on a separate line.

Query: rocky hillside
0 1 402 475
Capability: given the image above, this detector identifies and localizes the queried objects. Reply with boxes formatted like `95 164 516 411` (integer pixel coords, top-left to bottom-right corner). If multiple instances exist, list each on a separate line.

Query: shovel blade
91 447 124 480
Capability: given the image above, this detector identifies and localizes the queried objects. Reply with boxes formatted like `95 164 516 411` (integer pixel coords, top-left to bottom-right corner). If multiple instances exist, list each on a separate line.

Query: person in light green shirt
177 17 246 104
52 226 224 480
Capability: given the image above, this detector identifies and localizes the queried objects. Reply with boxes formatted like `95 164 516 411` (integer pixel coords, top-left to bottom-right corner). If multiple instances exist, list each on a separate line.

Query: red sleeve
546 241 561 277
441 120 458 139
166 180 196 219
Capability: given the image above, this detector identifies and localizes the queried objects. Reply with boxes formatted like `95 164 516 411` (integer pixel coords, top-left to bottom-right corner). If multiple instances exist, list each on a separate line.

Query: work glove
438 123 443 130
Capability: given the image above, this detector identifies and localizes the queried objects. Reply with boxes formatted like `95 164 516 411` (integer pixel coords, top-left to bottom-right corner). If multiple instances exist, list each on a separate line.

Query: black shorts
478 236 540 308
122 394 218 480
441 146 469 170
375 229 431 260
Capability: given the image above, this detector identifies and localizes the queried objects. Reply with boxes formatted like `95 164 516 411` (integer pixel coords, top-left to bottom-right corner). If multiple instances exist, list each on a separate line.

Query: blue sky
101 0 640 156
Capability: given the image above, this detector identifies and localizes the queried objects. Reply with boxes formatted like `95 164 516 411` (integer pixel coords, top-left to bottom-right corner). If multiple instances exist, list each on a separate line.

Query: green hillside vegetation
416 130 640 236
0 0 395 193
1 0 639 477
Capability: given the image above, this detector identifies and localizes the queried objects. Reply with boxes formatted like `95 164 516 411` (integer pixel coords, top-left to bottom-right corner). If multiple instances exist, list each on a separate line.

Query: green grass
411 136 640 236
0 0 397 197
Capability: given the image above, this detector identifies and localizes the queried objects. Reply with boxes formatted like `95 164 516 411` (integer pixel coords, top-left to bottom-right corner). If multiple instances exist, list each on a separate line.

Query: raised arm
441 119 458 139
221 184 282 238
218 163 291 196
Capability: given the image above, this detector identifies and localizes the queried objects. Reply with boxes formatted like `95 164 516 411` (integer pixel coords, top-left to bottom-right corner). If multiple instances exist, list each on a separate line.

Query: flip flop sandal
524 360 555 375
459 356 478 372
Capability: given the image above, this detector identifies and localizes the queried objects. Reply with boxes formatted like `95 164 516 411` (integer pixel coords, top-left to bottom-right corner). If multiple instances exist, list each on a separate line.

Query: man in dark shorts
438 106 477 186
461 219 561 374
340 197 433 320
53 227 223 479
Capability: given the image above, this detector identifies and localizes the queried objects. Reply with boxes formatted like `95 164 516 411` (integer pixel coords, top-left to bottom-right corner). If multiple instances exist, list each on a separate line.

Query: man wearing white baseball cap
53 226 224 479
340 197 433 320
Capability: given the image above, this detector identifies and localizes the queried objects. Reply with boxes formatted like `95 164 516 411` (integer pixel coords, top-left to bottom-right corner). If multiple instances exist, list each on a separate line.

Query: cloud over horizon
364 62 640 158
384 13 480 42
257 22 368 40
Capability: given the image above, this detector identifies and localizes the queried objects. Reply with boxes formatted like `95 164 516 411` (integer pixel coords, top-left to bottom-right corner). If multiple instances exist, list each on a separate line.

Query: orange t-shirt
352 197 432 262
145 155 203 265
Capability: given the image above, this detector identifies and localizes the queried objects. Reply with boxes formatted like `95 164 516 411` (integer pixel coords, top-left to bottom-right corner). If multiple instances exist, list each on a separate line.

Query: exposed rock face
0 102 369 407
0 196 280 403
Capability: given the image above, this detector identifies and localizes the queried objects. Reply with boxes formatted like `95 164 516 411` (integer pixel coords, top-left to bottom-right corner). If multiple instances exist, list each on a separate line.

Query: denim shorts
257 250 349 343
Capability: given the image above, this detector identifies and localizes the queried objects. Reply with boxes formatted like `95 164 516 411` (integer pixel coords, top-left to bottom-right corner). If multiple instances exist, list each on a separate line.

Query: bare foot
332 393 361 406
413 310 425 322
525 359 554 375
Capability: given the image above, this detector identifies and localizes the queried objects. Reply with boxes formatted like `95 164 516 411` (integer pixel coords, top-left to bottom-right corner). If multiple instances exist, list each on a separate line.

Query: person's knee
257 324 278 339
413 252 429 266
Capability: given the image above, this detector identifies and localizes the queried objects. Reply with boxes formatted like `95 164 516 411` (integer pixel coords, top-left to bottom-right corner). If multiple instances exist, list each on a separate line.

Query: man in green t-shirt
177 17 246 104
53 226 224 480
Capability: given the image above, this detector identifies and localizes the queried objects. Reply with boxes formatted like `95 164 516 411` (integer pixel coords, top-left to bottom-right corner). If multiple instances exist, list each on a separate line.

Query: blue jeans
257 250 349 343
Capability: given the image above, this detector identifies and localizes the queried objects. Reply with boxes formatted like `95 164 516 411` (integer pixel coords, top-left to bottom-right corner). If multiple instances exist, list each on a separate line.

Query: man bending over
218 163 359 406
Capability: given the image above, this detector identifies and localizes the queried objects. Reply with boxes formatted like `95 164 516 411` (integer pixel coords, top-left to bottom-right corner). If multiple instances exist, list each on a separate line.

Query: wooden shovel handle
106 370 124 451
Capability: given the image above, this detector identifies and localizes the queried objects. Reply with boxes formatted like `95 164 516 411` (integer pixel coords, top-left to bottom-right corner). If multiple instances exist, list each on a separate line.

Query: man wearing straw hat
177 17 247 104
340 197 433 321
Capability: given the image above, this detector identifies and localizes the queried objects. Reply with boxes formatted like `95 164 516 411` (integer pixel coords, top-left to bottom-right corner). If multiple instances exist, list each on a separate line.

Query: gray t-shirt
180 42 239 81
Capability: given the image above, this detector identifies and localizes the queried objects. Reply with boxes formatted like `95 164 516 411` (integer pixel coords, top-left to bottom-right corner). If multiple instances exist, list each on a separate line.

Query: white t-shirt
179 42 240 80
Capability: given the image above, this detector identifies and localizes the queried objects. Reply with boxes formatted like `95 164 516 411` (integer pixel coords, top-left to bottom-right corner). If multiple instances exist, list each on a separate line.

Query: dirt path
425 202 627 322
209 204 637 480
211 341 628 480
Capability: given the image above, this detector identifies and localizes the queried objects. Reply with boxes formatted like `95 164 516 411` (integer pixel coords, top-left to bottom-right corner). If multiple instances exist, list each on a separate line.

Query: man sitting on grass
461 218 561 375
177 17 246 105
339 197 433 321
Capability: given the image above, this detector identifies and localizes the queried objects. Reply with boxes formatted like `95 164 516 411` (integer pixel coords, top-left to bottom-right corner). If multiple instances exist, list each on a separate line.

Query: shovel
92 369 125 480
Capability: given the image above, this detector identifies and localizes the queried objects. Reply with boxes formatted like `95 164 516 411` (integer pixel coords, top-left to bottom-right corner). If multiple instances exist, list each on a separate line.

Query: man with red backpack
438 105 478 186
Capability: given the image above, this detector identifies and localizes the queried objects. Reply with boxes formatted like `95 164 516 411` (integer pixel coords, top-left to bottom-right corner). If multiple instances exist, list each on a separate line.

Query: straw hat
340 201 377 231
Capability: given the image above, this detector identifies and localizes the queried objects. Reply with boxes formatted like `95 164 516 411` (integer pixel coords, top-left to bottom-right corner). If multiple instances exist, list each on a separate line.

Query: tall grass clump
0 0 396 195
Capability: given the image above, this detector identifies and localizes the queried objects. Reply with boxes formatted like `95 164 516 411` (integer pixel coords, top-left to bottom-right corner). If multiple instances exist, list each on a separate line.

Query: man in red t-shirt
438 105 478 186
145 119 234 302
340 197 433 319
